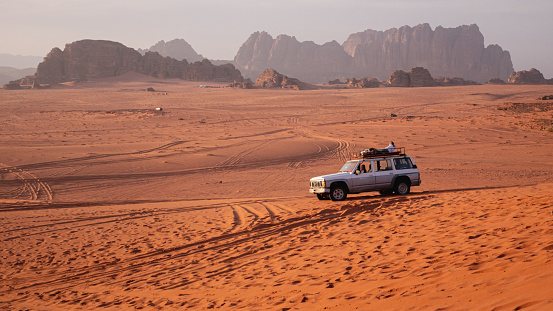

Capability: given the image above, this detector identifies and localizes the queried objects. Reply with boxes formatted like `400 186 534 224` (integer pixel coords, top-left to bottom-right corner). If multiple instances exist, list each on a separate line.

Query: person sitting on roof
386 141 396 153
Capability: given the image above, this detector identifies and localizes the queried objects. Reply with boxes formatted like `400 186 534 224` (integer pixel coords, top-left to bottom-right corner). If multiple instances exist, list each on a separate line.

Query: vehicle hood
311 172 350 181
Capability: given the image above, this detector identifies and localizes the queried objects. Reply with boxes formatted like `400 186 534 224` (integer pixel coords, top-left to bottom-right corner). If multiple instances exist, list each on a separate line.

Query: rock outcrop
408 67 437 87
228 79 253 89
254 69 308 90
434 77 480 86
387 67 438 87
137 39 204 62
507 68 551 84
234 24 513 84
387 70 411 87
486 78 507 85
345 77 380 88
30 40 243 85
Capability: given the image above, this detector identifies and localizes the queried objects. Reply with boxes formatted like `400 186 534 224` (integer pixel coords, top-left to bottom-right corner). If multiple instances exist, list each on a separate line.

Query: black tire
330 185 347 201
394 180 411 195
316 193 330 200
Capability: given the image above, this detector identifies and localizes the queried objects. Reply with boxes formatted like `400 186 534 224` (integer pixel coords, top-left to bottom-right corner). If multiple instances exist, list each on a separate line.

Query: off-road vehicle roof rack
354 147 406 159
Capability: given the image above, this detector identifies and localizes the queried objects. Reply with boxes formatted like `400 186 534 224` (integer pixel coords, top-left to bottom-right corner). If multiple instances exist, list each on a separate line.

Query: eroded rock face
254 68 306 90
235 24 513 84
508 68 548 84
347 24 512 83
388 70 410 87
235 32 353 83
408 67 437 87
32 40 243 84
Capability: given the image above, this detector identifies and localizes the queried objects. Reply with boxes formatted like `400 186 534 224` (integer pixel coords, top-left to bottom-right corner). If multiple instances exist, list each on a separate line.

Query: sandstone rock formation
235 32 352 83
408 67 437 87
234 24 513 84
507 68 551 84
28 40 243 85
345 77 380 88
137 39 204 62
387 67 438 87
228 79 253 89
486 78 507 85
387 70 410 87
346 24 512 83
254 69 308 90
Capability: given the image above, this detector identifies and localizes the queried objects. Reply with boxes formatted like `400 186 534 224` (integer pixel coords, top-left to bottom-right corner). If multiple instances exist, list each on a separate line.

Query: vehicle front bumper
309 187 329 194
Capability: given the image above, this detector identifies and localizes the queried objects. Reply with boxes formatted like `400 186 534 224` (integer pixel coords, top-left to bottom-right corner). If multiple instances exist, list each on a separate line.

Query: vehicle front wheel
330 186 347 201
394 180 411 195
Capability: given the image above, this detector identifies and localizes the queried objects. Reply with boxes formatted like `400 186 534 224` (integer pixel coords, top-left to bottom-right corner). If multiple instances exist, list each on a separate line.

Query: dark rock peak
138 38 204 63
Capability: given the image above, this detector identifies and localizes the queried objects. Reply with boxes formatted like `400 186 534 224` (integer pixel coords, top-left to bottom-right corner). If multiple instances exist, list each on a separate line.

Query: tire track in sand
0 163 53 201
289 117 356 163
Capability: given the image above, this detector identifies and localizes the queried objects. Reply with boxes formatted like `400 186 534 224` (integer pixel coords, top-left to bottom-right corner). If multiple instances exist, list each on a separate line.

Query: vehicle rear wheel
330 186 347 201
394 180 411 195
317 193 330 200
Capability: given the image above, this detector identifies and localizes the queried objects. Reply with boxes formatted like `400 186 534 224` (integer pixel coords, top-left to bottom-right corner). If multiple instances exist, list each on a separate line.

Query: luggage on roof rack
356 147 406 159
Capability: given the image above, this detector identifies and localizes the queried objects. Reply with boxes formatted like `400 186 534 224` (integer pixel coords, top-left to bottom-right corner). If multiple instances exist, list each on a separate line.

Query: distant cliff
34 40 243 84
137 39 204 63
234 24 513 84
234 32 353 84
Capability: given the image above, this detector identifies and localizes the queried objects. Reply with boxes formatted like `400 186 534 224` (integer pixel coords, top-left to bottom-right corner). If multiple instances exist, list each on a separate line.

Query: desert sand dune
1 80 553 310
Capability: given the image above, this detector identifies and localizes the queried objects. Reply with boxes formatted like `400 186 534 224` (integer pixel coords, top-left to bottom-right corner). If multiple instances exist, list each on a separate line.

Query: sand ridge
1 80 553 309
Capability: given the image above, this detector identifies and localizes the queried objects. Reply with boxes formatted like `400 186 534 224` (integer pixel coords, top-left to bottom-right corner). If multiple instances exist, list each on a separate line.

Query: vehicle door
350 160 375 192
373 159 394 189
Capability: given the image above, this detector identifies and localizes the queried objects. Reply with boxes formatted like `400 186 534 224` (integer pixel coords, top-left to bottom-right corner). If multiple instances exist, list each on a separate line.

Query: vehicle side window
376 159 392 171
360 162 372 173
393 158 413 170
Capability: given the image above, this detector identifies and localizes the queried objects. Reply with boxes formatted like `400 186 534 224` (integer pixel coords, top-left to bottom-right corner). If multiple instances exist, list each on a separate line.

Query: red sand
1 76 553 310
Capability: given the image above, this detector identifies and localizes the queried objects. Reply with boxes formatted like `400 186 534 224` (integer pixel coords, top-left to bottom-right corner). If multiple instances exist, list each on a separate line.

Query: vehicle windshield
339 161 358 172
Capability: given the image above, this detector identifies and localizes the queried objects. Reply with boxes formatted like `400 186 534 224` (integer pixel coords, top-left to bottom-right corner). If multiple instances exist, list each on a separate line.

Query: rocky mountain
346 24 512 83
234 32 353 83
0 66 36 85
30 40 243 85
137 39 204 63
234 24 514 84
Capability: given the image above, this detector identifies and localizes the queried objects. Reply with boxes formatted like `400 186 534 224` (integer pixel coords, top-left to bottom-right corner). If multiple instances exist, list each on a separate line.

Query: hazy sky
1 0 552 77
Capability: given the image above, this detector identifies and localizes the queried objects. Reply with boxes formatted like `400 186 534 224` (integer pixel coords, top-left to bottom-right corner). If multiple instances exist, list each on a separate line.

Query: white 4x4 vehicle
309 148 421 201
